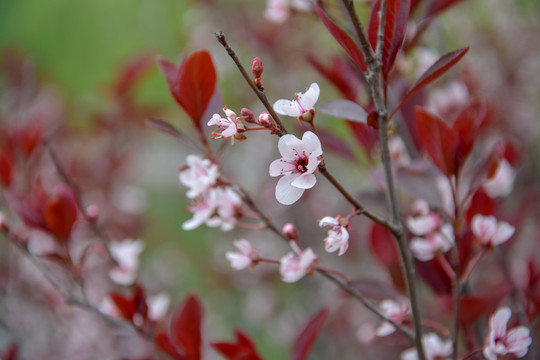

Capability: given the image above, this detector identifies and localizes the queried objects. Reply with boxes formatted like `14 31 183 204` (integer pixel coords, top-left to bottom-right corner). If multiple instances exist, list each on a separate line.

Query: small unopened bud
86 205 99 220
282 223 298 241
251 57 263 79
257 112 273 127
241 108 256 123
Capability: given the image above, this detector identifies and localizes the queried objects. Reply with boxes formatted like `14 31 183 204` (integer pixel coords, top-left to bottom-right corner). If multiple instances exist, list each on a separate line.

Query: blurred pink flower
376 299 410 337
226 239 257 270
401 333 452 360
483 307 531 360
109 238 145 286
264 0 312 24
208 107 241 139
319 216 349 256
471 214 515 247
280 241 317 283
179 154 219 199
406 200 442 236
483 159 516 198
147 292 170 321
273 83 320 120
409 224 454 261
269 131 322 205
183 187 242 231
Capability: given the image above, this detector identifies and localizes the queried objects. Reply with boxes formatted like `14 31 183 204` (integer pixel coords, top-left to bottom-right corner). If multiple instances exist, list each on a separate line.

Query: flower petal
275 174 305 205
298 83 320 110
278 134 306 160
291 173 317 189
492 221 515 246
302 131 323 157
490 307 511 340
269 158 296 177
273 99 302 117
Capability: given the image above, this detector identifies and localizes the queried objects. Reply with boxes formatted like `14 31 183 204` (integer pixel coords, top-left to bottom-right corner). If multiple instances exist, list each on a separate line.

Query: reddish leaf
318 99 367 123
458 296 489 326
44 186 78 241
211 329 263 360
349 122 379 159
314 3 367 72
113 55 153 99
415 108 462 176
369 223 405 292
368 0 410 79
155 331 188 360
392 47 469 117
426 0 469 18
157 51 217 130
452 102 488 158
291 308 328 360
307 55 362 101
145 118 187 141
465 188 495 224
110 293 137 320
170 294 203 360
317 128 356 162
0 149 14 187
416 259 452 295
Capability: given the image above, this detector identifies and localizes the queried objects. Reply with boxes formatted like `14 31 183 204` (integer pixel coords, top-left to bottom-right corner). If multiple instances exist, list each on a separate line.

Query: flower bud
367 110 379 129
86 204 99 220
257 112 273 127
241 108 256 123
298 109 315 123
251 57 263 79
282 223 298 241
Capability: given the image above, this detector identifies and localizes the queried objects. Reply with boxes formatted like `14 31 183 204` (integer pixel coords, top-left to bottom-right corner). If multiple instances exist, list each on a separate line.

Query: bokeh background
1 0 540 359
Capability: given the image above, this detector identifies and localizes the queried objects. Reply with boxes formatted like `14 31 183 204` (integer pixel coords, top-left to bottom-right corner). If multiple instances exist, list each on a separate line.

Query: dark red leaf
170 294 203 360
307 55 362 101
465 188 495 224
0 148 14 187
110 293 137 320
291 308 329 360
211 329 263 360
426 0 469 18
314 3 367 72
1 343 17 360
369 223 405 292
416 259 452 295
415 107 462 176
392 47 469 117
452 102 488 158
458 296 489 325
145 118 187 141
349 122 379 160
368 0 410 79
155 331 188 360
157 51 217 130
113 55 153 99
317 128 356 162
44 186 78 241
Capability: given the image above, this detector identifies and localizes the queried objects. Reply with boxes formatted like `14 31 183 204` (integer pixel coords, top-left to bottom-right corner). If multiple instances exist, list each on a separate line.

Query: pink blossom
401 333 452 360
179 154 219 199
376 299 410 337
471 214 515 247
279 241 317 283
226 239 257 270
208 107 242 139
147 292 170 321
273 83 320 120
319 216 349 256
483 159 516 198
389 136 411 167
269 131 323 205
409 224 454 261
264 0 312 24
406 200 442 236
483 307 532 360
108 238 145 286
182 187 242 231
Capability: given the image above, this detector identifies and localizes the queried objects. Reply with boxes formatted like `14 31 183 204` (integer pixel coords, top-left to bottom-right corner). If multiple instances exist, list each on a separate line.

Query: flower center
296 156 309 173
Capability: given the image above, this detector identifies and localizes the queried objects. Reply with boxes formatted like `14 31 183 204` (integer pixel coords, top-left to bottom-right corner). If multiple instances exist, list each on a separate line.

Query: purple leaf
318 100 367 123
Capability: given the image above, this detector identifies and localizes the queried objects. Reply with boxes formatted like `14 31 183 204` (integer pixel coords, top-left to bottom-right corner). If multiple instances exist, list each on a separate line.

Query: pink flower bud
251 57 263 79
241 108 256 123
282 223 298 241
86 204 99 220
257 112 273 127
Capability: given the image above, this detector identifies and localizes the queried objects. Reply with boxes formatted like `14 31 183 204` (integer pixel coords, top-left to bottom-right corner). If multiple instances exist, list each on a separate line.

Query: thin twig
43 139 115 262
376 0 388 60
215 32 287 136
